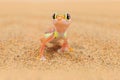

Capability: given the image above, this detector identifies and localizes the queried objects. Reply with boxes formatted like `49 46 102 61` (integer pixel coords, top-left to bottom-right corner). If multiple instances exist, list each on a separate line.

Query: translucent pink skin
39 15 71 60
53 18 71 33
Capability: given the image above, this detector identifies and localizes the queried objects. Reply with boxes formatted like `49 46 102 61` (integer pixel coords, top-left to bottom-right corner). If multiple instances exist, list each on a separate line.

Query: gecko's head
52 13 71 27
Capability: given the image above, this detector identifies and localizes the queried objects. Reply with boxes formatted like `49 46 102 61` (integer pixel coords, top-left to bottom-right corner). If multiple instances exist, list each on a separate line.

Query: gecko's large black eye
66 13 71 20
52 13 56 19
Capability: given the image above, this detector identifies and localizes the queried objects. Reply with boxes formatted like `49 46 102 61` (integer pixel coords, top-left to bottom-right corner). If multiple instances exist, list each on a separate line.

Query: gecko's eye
52 13 56 19
66 13 71 20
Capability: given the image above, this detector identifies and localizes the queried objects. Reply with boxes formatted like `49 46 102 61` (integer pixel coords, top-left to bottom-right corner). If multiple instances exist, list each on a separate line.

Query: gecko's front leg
58 38 72 53
38 35 55 61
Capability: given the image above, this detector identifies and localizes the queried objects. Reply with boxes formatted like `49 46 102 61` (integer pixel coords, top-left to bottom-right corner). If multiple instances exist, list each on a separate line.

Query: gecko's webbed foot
57 47 73 53
36 55 46 61
40 56 46 61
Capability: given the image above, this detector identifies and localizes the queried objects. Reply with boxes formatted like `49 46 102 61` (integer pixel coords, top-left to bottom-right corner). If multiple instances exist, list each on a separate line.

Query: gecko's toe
40 56 46 61
36 56 46 61
57 48 69 53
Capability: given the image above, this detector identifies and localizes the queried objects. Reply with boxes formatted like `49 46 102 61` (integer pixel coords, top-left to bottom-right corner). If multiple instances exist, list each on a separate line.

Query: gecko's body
39 13 72 60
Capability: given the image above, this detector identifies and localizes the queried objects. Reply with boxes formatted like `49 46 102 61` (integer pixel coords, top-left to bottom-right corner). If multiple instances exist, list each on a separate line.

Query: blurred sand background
0 0 120 80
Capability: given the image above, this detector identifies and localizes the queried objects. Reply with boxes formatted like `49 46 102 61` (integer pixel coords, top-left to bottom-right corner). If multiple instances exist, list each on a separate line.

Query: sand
0 1 120 80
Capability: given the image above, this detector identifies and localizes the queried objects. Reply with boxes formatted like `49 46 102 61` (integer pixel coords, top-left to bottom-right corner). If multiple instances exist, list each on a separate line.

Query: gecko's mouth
53 19 69 26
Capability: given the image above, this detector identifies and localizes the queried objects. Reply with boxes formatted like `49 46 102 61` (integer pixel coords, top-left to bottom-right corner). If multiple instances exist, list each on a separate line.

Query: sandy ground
0 1 120 80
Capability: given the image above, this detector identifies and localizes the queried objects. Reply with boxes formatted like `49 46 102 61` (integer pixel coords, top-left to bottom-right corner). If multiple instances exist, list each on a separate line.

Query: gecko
38 13 72 61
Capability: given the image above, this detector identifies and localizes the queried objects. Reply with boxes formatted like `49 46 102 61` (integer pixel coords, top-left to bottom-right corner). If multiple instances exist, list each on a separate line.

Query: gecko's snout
57 16 63 21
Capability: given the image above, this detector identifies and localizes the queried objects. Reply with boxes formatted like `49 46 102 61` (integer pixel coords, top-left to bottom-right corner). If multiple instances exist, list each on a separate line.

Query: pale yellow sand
0 1 120 80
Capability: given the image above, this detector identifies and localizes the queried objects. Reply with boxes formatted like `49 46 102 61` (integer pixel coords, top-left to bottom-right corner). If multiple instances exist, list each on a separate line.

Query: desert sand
0 1 120 80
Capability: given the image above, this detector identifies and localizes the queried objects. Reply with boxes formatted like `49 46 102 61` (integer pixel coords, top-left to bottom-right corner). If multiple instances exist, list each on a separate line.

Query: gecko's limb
58 38 73 53
58 38 69 52
38 34 55 60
